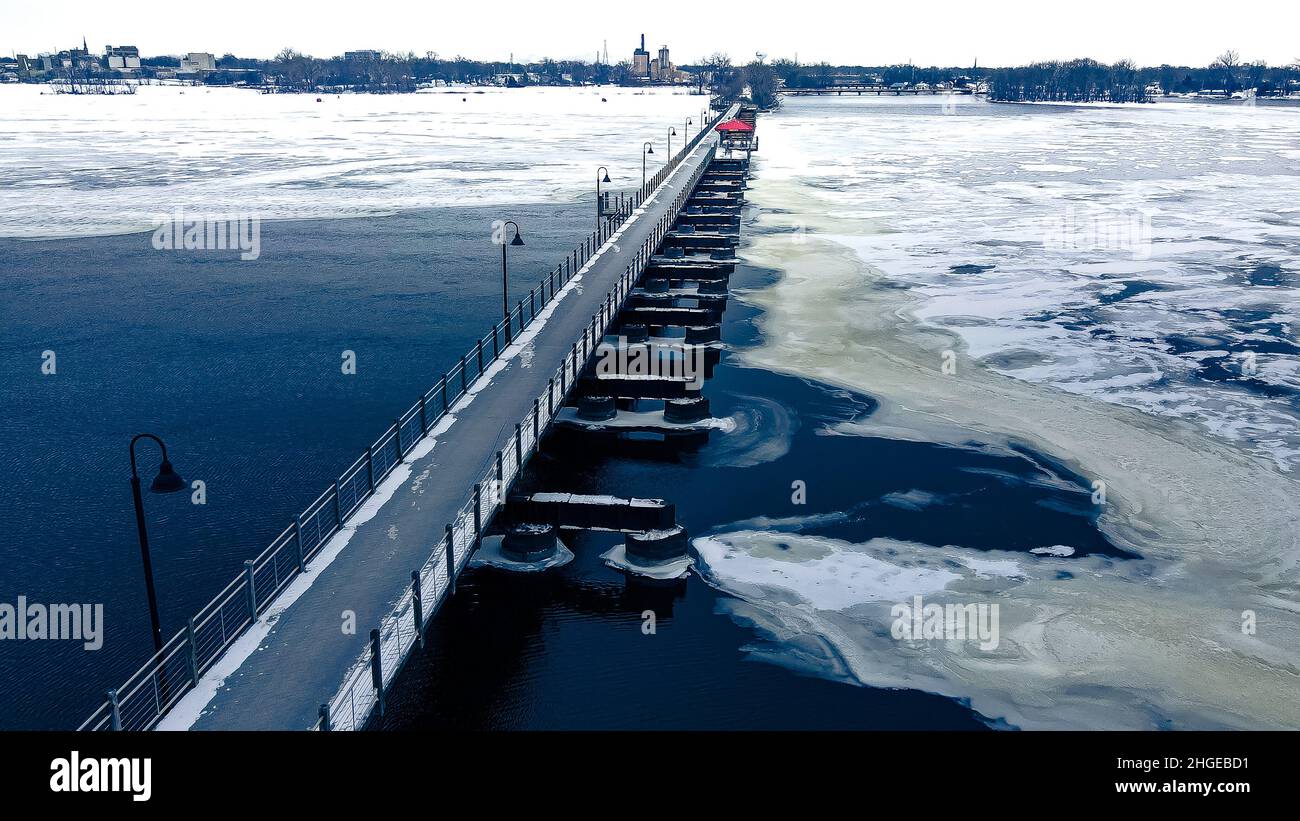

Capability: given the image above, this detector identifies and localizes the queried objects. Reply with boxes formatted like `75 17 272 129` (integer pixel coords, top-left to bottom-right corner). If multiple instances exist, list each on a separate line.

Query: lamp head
150 460 186 494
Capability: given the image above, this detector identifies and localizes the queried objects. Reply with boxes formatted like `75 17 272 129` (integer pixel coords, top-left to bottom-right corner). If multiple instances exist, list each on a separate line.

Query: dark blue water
0 203 593 729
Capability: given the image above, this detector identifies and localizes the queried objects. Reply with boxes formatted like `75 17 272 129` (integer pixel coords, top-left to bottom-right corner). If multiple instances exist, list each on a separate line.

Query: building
104 45 141 71
180 52 216 73
629 35 684 84
653 44 673 82
344 50 382 62
46 39 97 72
632 34 650 79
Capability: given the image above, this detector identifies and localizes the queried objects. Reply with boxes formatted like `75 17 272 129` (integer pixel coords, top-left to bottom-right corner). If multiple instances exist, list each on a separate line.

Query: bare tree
1211 49 1241 92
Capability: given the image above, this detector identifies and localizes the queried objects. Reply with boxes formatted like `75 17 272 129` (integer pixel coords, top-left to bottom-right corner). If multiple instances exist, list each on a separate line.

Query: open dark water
0 202 593 729
1 190 1124 730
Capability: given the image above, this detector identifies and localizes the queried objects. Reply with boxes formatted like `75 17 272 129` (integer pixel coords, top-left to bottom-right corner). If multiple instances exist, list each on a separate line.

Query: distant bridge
781 85 982 96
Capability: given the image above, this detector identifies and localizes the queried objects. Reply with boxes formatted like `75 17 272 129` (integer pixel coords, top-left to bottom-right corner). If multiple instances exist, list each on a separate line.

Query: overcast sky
4 0 1298 66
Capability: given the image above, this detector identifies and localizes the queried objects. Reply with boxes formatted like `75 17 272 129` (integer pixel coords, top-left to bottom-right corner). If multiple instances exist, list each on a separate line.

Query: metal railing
79 105 732 733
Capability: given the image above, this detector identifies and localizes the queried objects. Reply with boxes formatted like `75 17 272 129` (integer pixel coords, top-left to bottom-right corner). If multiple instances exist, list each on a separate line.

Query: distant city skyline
4 0 1300 66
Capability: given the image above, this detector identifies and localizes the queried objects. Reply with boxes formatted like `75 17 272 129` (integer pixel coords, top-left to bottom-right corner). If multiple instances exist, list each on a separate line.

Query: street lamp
685 117 693 142
668 126 677 159
129 433 186 653
596 166 611 230
500 219 524 325
642 141 654 188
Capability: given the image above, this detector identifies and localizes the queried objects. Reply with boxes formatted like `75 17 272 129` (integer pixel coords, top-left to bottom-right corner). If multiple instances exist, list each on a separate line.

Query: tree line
202 50 621 91
137 46 784 107
989 51 1300 102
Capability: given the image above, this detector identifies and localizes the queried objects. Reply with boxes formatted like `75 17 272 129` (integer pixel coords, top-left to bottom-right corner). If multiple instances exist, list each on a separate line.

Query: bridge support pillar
318 702 332 731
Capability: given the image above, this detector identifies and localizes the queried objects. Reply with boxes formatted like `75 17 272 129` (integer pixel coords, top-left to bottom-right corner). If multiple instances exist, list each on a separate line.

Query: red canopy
715 119 754 133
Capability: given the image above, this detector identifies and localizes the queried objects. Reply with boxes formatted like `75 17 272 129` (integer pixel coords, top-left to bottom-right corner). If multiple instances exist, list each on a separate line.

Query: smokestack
641 33 645 51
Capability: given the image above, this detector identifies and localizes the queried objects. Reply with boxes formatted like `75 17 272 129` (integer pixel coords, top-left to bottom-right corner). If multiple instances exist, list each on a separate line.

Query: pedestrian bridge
79 104 739 732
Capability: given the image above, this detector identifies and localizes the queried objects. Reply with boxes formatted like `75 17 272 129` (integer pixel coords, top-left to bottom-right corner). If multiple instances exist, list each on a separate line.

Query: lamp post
685 117 693 142
499 220 524 327
129 433 186 653
642 141 654 188
668 126 676 159
596 166 611 230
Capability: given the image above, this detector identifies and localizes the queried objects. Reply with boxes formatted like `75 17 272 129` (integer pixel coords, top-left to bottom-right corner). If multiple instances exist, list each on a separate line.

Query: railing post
319 702 332 732
334 478 343 526
411 570 424 649
107 688 122 731
419 394 428 434
461 356 468 394
244 560 258 618
515 423 523 466
495 450 503 484
473 483 483 551
440 374 448 411
530 289 535 318
547 378 554 417
369 628 385 717
533 397 540 439
366 446 375 492
394 419 403 461
186 616 199 685
295 513 306 573
444 524 456 595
